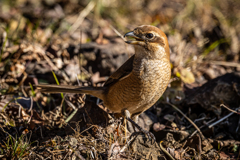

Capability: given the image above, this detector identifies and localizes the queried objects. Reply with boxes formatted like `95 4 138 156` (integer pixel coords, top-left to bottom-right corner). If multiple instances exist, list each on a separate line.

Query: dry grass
0 0 240 159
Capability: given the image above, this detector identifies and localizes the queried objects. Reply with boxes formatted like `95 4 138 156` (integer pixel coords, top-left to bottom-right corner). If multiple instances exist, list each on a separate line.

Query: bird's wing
104 54 135 87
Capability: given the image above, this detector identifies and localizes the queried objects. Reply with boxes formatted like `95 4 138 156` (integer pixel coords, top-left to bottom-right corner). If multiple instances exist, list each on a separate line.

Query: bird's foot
126 116 156 142
122 109 156 142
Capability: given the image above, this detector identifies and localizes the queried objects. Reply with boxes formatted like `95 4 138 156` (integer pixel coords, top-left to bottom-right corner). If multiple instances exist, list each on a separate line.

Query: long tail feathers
36 84 105 100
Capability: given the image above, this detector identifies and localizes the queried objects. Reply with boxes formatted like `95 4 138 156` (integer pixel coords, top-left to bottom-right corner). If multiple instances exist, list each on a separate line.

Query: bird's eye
146 33 154 39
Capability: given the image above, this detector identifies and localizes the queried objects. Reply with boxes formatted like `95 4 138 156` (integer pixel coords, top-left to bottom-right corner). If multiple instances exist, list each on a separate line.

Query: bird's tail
36 84 105 100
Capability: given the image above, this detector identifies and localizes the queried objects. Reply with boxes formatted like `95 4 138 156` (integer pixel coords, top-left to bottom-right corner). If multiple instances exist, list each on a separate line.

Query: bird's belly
126 75 167 114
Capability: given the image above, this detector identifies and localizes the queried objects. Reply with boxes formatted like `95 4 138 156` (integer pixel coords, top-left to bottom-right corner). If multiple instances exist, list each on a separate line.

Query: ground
0 0 240 159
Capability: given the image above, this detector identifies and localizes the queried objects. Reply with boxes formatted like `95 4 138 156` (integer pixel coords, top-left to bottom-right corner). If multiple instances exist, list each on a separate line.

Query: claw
126 116 156 142
147 131 156 144
129 131 156 144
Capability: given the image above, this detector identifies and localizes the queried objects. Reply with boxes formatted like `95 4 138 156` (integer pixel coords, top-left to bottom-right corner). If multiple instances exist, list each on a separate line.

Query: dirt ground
1 0 240 159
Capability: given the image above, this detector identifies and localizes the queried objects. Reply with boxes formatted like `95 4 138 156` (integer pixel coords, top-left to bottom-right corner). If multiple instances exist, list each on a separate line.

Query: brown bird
37 25 171 137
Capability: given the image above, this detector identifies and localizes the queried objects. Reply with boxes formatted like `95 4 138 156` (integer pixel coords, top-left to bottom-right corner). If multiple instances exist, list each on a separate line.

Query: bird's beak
124 31 144 45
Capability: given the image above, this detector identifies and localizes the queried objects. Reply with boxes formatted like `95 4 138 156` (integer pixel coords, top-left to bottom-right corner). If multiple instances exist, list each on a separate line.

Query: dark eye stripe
150 36 165 46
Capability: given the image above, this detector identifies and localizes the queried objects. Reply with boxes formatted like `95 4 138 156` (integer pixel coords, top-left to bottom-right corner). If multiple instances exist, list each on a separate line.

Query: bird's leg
132 115 139 132
122 109 135 133
122 109 156 141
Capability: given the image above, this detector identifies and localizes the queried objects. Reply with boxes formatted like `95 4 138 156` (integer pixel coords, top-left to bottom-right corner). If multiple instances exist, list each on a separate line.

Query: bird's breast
135 59 170 98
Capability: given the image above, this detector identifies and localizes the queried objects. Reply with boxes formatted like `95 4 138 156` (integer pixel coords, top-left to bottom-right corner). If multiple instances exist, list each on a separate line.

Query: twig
109 25 133 58
201 60 240 68
220 104 240 115
167 102 206 140
196 134 202 159
80 125 94 134
35 126 43 139
65 108 78 123
0 126 16 141
208 112 235 128
69 1 96 34
29 96 33 111
19 72 28 97
110 25 126 41
187 114 206 128
190 117 216 138
39 51 58 71
159 141 175 160
119 135 136 153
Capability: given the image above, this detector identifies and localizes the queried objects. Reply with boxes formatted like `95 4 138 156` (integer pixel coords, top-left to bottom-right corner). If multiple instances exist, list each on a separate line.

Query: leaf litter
1 0 240 159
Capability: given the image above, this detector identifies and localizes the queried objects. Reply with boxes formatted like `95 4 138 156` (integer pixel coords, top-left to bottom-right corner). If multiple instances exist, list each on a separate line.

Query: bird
37 25 171 138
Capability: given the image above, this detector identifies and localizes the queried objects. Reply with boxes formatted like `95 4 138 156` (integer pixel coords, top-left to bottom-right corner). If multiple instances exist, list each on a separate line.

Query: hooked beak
124 31 144 45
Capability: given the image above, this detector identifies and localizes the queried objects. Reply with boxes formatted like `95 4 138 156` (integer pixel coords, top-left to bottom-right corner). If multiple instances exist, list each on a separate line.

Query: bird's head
124 25 169 60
